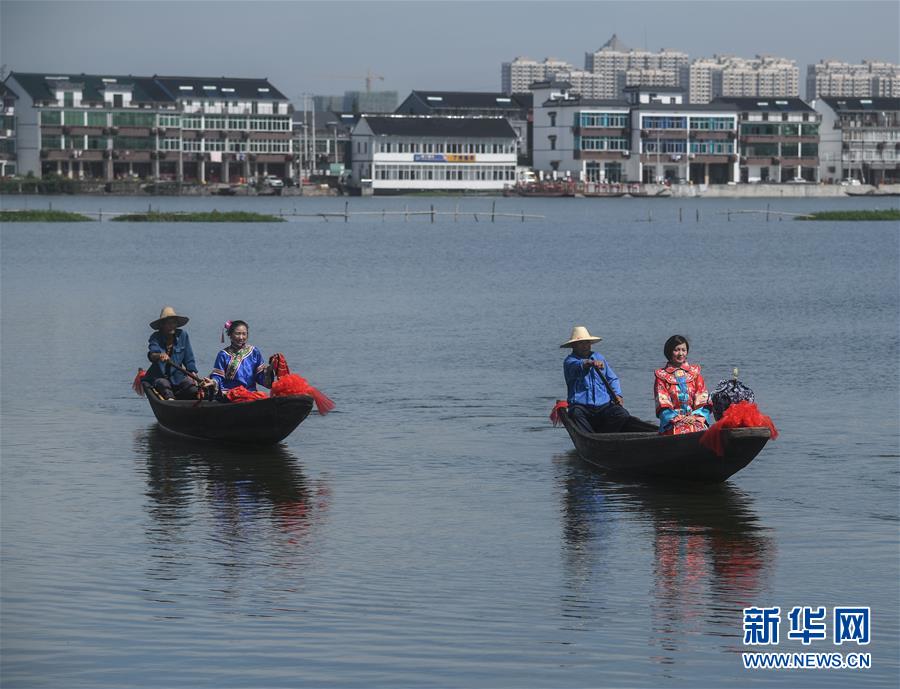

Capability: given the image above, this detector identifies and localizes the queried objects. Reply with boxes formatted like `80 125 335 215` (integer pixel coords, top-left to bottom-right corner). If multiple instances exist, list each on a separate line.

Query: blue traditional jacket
210 345 268 392
146 329 197 386
564 352 623 407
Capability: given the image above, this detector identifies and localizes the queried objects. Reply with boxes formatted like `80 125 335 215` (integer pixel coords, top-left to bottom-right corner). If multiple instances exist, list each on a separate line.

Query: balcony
574 126 629 136
689 130 734 140
66 126 104 136
641 128 687 137
574 150 630 160
117 127 151 137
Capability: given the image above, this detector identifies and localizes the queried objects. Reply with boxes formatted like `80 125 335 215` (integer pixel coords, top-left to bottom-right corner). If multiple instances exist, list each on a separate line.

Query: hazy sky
2 0 898 101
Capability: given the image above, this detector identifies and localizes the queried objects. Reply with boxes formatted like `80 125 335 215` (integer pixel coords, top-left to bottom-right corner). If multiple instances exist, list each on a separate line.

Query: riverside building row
3 71 897 190
4 72 294 183
530 81 899 185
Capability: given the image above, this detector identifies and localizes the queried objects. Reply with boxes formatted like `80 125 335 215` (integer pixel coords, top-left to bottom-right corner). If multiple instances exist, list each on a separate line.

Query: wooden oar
160 358 203 384
591 364 622 406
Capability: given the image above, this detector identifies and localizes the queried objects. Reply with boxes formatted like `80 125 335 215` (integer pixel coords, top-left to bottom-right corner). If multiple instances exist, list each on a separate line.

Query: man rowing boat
561 325 646 434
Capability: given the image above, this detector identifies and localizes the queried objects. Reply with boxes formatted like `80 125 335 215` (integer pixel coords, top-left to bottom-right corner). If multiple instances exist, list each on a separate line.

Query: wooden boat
514 182 576 197
557 407 770 483
142 381 313 443
582 191 627 198
628 188 673 198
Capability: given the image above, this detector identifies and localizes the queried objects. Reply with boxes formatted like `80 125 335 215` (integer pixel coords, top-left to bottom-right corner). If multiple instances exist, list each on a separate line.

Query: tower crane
321 68 385 93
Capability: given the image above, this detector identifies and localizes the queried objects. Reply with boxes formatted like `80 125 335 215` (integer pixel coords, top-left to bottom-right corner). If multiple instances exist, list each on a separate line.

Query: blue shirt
146 329 197 386
564 351 623 407
210 345 268 392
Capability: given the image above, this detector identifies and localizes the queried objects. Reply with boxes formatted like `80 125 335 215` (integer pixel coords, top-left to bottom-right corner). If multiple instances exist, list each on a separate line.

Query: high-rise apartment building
807 60 900 99
550 70 615 100
690 55 799 104
501 57 577 95
584 35 689 98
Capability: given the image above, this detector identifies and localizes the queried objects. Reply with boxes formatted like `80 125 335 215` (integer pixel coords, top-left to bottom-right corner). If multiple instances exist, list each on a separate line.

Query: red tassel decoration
268 352 291 380
132 368 147 396
309 388 335 415
271 373 334 415
699 401 778 457
550 400 568 426
224 386 268 403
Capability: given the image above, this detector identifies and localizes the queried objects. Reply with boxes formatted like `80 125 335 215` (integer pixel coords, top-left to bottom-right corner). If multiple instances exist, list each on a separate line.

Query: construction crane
321 68 385 93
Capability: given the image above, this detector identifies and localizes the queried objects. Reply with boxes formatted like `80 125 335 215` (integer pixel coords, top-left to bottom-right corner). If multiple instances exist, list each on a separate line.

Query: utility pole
311 106 316 176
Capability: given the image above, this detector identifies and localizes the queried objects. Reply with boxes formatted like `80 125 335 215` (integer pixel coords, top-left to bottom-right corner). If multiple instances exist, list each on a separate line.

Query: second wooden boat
142 382 314 444
557 407 770 483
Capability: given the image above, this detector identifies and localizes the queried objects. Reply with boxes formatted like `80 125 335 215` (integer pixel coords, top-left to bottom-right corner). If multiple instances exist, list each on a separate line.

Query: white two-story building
349 115 517 193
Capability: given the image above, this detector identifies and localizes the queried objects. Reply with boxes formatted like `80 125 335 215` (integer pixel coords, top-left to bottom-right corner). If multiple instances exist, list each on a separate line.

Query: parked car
263 175 284 189
840 178 862 186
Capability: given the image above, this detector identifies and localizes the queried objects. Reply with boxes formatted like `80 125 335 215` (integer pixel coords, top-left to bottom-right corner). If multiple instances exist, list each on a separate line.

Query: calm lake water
1 194 898 688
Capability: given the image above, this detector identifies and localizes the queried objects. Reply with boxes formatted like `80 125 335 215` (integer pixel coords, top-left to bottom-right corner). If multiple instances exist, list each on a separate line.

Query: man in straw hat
145 306 200 400
561 325 644 434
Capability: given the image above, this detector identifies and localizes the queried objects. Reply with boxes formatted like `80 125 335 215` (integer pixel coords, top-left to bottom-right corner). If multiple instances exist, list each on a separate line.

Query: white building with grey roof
396 90 531 162
349 115 517 193
814 96 900 184
4 71 293 183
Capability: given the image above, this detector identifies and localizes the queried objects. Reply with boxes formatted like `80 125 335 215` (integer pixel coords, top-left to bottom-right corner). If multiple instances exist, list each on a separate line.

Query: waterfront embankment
1 179 898 199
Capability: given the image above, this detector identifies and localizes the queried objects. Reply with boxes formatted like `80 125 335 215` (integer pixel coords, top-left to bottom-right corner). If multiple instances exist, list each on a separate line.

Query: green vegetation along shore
0 209 93 222
110 210 284 222
797 209 900 221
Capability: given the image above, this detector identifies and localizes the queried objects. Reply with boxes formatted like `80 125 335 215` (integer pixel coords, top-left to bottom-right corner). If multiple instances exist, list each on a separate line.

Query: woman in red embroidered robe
654 335 713 435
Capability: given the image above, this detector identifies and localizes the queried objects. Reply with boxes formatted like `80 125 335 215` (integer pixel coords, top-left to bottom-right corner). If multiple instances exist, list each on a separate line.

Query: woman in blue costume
201 320 273 399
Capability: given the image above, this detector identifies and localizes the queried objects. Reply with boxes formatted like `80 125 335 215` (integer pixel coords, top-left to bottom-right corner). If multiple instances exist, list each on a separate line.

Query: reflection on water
558 454 775 663
134 428 329 592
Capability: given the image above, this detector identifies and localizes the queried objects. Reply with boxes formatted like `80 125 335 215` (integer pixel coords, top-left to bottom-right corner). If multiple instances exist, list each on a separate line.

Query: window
113 136 153 150
112 112 155 127
643 116 687 130
63 92 74 107
548 135 556 150
41 111 62 126
113 94 123 108
63 110 84 126
579 112 628 128
800 143 818 156
548 112 557 127
87 112 107 127
740 143 778 157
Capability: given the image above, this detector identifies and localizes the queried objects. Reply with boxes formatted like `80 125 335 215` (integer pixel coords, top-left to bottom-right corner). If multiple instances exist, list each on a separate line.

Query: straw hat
150 306 189 330
560 325 602 348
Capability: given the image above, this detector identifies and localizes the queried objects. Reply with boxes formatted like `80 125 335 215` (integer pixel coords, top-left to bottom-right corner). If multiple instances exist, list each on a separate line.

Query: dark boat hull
558 408 769 483
143 383 314 443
